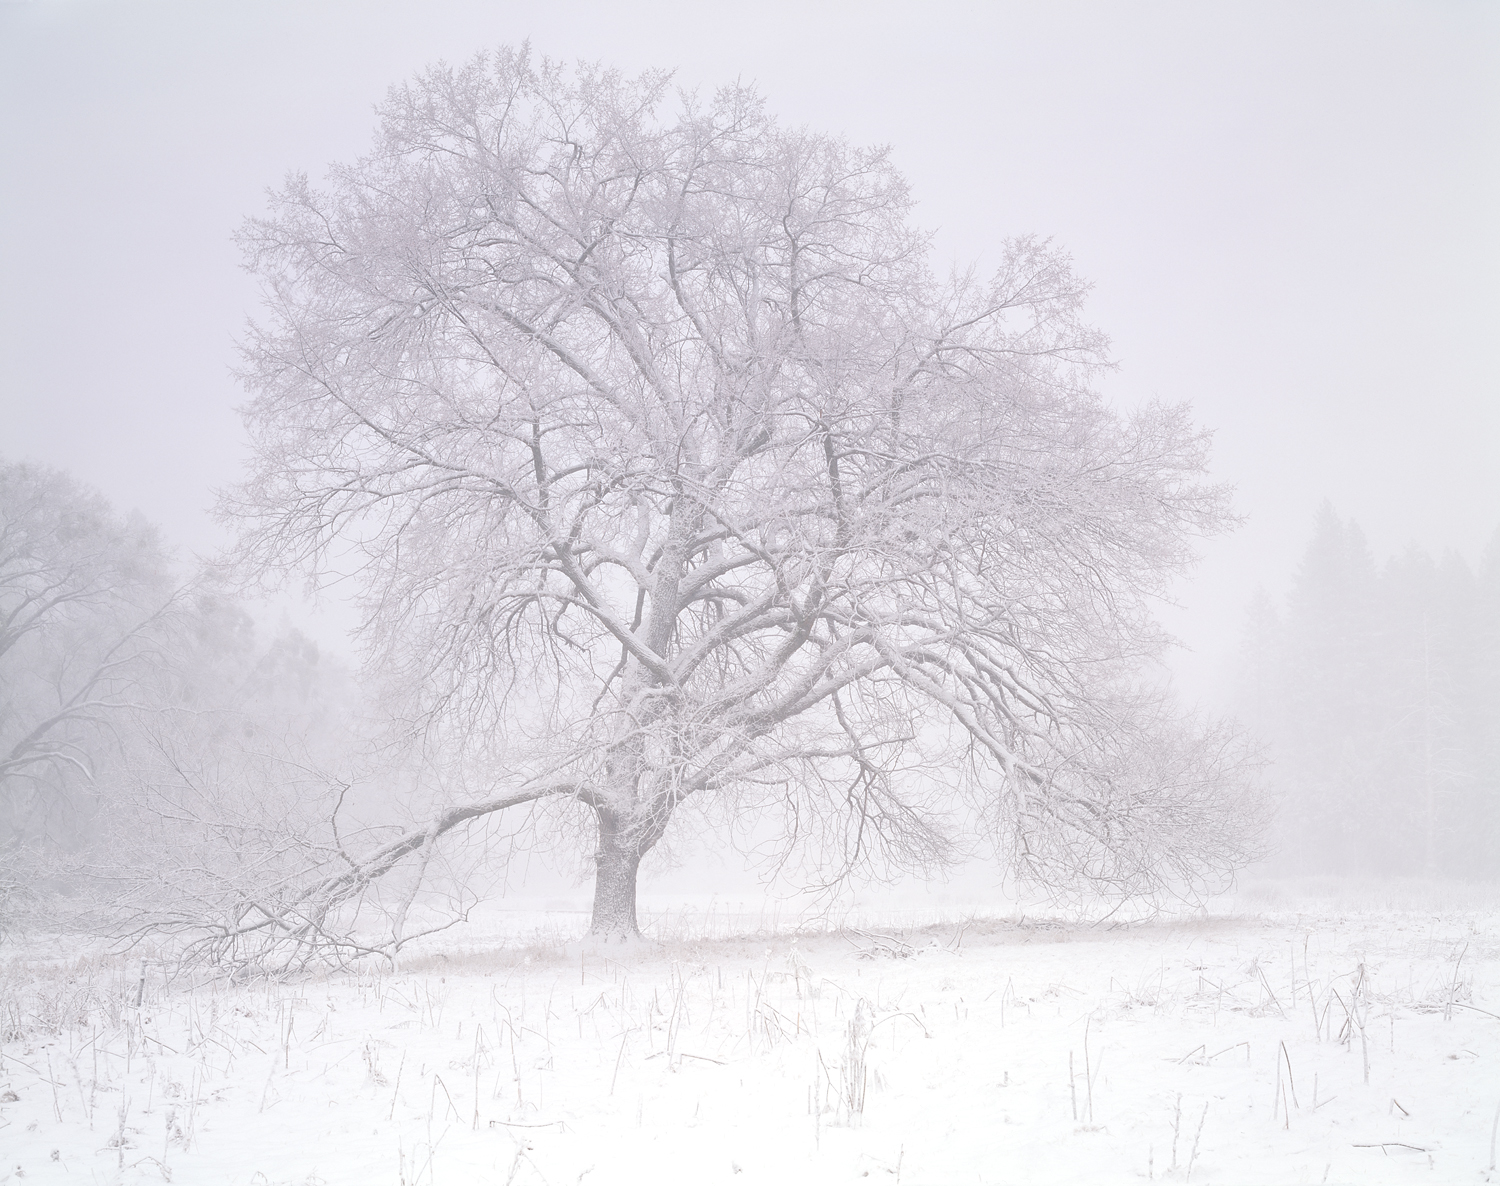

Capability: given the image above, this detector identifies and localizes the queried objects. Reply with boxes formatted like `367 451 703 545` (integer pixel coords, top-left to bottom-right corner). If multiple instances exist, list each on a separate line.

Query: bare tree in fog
0 461 380 944
226 49 1259 945
0 461 176 867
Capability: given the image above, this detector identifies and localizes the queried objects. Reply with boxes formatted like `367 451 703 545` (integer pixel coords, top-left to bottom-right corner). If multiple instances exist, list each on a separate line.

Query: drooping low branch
309 783 572 907
139 781 576 973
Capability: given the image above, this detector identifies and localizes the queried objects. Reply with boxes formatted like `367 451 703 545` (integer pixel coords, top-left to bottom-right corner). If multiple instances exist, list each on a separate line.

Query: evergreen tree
1470 530 1500 871
1276 505 1383 873
1240 508 1499 879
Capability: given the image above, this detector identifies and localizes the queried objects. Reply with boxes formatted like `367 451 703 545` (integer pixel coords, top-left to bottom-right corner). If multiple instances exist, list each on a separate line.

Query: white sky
2 0 1496 702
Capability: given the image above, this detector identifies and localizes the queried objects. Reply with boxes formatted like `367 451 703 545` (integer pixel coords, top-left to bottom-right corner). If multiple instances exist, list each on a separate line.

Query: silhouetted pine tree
1472 530 1500 872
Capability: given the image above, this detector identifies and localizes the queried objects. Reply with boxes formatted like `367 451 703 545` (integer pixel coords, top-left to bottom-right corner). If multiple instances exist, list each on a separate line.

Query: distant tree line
1237 505 1500 879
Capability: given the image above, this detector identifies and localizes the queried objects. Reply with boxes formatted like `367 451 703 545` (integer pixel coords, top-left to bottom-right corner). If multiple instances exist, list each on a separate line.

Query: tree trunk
589 809 645 940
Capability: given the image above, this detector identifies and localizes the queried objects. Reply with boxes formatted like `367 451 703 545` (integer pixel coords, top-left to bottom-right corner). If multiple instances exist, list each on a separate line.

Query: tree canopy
229 49 1259 943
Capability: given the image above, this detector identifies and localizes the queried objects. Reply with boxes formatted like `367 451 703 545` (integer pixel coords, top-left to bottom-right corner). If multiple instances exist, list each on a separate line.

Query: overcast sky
2 0 1496 701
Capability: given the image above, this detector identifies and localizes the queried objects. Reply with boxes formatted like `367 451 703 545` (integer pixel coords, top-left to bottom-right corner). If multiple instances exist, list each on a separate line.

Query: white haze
2 12 1498 1185
2 0 1495 708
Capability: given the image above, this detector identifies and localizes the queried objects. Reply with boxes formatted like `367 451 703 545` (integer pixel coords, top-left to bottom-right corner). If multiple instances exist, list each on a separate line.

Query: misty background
2 0 1497 890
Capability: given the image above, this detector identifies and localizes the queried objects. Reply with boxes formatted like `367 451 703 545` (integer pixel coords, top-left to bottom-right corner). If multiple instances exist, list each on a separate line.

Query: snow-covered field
3 884 1498 1185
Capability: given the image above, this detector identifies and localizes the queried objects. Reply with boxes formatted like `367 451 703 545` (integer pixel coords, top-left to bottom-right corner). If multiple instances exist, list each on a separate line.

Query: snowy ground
2 884 1498 1185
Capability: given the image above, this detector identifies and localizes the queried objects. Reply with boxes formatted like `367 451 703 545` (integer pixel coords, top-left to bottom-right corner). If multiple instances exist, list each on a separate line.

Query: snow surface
2 887 1498 1185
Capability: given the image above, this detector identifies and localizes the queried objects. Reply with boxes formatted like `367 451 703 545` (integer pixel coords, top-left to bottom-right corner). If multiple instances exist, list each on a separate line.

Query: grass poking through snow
0 890 1497 1184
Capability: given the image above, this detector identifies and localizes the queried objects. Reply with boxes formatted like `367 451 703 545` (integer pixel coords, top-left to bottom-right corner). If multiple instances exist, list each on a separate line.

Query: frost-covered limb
107 766 577 973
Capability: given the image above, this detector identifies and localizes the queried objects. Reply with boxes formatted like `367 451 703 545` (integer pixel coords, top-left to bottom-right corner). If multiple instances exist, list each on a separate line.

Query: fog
4 1 1496 704
2 7 1498 1182
2 0 1496 861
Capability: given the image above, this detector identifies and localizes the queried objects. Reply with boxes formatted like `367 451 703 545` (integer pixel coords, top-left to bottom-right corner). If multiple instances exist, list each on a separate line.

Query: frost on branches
224 49 1260 951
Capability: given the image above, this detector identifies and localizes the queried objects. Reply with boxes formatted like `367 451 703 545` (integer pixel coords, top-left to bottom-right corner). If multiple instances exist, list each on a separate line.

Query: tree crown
229 49 1250 906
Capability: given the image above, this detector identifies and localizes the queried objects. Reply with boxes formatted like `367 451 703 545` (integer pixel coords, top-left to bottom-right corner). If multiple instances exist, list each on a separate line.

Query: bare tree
0 460 176 857
0 463 398 956
228 50 1259 943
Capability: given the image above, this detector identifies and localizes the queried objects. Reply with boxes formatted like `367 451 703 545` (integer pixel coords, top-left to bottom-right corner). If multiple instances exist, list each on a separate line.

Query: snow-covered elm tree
228 49 1260 941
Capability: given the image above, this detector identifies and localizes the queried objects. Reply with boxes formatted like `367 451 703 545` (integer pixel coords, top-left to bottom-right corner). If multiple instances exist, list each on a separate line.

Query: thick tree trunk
589 809 646 940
